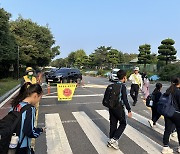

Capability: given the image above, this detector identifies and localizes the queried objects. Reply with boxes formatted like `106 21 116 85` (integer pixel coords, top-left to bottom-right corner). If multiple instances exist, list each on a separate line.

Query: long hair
11 82 43 107
152 83 162 95
166 77 180 95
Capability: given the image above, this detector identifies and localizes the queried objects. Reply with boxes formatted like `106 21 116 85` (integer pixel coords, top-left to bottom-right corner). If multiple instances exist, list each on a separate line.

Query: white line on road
96 110 162 154
42 94 104 99
72 111 123 154
45 113 73 154
131 111 178 142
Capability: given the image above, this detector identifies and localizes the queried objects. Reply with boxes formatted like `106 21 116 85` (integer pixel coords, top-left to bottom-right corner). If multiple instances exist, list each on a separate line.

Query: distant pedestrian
142 73 150 100
161 77 180 154
107 70 132 150
10 82 45 154
129 67 143 106
148 83 162 128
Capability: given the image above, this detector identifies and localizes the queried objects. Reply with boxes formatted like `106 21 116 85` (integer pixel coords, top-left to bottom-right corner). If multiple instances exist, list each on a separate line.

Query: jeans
151 106 161 125
163 112 180 146
109 107 127 140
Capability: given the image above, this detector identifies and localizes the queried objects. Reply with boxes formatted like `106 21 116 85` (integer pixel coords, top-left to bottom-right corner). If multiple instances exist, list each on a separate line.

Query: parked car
46 68 82 83
108 68 120 82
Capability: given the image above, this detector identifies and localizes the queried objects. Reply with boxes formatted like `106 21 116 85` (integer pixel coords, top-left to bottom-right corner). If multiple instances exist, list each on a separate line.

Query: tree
10 16 60 67
138 44 152 68
107 49 119 68
94 46 111 69
50 58 68 68
158 38 177 65
0 8 17 78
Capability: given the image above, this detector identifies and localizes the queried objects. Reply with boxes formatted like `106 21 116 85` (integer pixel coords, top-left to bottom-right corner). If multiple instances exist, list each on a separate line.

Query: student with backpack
148 83 162 128
1 82 45 154
104 70 132 150
159 78 180 154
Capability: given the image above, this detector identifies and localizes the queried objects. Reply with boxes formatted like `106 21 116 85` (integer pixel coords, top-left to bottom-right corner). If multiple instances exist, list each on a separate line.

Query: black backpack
102 83 122 109
146 94 155 107
0 104 32 154
157 93 176 117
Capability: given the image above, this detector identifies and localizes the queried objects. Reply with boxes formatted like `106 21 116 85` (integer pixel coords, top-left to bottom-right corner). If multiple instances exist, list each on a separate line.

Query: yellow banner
57 83 77 101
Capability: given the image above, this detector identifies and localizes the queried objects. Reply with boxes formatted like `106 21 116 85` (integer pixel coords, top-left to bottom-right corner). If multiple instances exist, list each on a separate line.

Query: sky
0 0 180 59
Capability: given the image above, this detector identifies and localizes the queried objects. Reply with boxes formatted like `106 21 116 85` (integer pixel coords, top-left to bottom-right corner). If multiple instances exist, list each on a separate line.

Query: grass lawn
0 78 20 97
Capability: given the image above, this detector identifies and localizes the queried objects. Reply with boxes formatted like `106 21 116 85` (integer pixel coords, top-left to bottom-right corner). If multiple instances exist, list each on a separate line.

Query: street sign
57 83 77 101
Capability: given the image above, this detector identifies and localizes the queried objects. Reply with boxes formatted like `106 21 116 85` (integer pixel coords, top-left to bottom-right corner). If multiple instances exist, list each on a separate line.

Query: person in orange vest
22 67 37 84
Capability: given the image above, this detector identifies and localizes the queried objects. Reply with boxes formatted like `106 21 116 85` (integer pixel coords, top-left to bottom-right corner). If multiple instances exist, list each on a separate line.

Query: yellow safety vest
23 75 37 84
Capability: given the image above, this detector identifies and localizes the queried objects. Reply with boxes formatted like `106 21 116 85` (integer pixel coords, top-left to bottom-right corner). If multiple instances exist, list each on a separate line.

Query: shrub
159 63 180 81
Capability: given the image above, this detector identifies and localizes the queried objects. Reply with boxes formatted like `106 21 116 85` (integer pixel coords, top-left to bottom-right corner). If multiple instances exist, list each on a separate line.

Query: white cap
134 67 139 71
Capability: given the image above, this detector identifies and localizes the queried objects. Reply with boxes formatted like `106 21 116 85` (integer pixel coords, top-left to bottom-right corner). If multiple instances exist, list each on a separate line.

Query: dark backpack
157 94 176 117
146 94 155 107
102 83 122 109
0 104 32 154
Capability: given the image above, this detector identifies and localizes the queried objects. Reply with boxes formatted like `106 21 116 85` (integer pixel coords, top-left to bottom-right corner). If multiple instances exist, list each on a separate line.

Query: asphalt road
0 76 178 154
33 76 179 154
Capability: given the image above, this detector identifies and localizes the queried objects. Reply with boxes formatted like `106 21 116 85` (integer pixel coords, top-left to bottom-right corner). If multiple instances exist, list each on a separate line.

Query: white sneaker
178 146 180 153
148 120 154 128
161 147 173 154
171 132 177 137
107 138 119 150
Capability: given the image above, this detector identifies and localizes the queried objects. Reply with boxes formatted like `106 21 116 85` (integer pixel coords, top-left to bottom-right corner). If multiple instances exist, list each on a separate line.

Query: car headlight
57 75 62 78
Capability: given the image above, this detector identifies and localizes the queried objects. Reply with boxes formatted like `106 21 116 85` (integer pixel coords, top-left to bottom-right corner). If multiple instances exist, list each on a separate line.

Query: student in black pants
107 70 132 150
148 83 162 128
161 77 180 154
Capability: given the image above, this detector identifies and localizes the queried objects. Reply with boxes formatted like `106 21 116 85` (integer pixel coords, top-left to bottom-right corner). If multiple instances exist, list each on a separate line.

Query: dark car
45 68 59 82
46 68 82 83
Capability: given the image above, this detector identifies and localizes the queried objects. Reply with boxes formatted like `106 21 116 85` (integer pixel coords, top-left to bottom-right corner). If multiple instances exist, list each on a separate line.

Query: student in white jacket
129 67 143 106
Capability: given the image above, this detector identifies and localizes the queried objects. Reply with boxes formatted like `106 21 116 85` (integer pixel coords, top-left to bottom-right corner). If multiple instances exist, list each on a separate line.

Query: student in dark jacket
161 77 180 154
11 82 45 154
148 83 162 128
107 70 132 150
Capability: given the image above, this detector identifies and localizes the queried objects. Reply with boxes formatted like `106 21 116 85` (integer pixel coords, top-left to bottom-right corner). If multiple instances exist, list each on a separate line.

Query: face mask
28 72 33 76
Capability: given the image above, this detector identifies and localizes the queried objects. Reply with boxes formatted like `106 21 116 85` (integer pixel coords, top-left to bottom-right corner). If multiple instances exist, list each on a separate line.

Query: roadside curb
0 84 20 108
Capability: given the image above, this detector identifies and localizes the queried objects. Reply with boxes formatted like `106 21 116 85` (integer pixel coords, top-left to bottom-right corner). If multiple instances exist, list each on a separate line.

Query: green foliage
10 16 60 67
107 49 119 68
138 44 153 68
0 8 17 78
159 63 180 81
158 38 177 65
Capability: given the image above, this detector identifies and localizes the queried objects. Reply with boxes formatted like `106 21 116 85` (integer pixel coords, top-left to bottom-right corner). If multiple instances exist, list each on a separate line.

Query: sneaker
161 146 173 154
148 120 154 128
107 138 119 150
178 146 180 153
171 132 177 137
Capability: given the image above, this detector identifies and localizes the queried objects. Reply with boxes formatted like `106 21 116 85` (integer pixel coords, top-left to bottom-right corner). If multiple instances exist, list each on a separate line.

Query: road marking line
96 110 162 154
72 111 123 154
45 113 73 154
131 111 178 142
40 101 102 107
42 94 104 99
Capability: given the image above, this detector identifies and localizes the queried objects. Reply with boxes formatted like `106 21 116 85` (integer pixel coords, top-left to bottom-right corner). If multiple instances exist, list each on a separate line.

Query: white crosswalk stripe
44 110 177 154
72 111 123 154
96 110 162 154
45 113 73 154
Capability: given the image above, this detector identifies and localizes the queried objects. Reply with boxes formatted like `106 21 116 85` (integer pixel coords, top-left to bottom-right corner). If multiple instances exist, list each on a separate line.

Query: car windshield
112 71 118 74
56 69 70 73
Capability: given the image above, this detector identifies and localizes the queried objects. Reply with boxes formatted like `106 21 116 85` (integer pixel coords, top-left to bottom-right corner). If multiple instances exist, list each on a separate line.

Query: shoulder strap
20 104 33 113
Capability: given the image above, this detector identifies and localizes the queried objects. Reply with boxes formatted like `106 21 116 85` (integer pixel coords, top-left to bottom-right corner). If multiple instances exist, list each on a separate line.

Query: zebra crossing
44 109 178 154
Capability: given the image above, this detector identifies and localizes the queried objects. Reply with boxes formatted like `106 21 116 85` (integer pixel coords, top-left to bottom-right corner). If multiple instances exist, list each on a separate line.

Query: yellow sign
57 83 77 101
